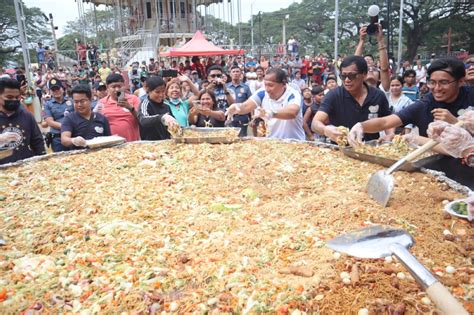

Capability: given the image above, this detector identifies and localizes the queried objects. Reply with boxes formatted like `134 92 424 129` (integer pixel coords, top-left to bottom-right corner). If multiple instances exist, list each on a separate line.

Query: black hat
95 81 107 90
311 86 324 95
48 79 62 90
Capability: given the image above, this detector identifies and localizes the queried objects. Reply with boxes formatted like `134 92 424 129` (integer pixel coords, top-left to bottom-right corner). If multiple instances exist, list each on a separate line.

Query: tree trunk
405 24 423 62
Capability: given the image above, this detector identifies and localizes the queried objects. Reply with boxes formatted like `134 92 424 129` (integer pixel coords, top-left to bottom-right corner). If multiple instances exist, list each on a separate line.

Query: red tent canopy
160 31 244 57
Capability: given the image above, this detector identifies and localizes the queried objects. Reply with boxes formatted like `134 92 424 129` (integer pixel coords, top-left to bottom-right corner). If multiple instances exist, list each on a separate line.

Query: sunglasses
209 74 222 78
465 61 474 69
339 72 360 81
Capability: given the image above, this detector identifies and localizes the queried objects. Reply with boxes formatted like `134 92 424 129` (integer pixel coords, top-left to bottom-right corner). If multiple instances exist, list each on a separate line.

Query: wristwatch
464 152 474 168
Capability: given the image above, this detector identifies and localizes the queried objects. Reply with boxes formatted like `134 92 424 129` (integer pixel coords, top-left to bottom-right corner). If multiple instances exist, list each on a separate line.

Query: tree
0 0 51 67
395 0 473 61
59 7 117 50
206 0 472 62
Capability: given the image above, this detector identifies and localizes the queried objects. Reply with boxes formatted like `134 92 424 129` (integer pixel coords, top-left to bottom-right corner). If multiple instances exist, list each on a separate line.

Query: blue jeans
51 136 69 152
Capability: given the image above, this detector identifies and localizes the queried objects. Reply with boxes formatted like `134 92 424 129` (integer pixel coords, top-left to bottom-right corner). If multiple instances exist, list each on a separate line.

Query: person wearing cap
61 84 111 149
303 86 325 141
95 73 140 142
227 68 305 140
322 75 338 96
190 70 201 89
92 82 108 109
312 55 392 144
134 76 148 100
44 79 74 152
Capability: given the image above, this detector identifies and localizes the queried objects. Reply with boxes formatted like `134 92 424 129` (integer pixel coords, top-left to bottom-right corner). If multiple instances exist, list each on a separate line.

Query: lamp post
396 0 404 70
48 13 60 67
334 0 339 60
258 11 262 61
251 0 256 55
283 14 289 55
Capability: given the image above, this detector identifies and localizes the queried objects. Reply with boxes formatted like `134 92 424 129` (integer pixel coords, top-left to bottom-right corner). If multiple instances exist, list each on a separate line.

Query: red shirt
98 94 140 142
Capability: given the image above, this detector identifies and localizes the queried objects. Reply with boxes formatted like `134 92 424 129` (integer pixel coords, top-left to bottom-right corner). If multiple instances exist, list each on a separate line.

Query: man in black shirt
0 79 46 164
348 58 474 146
61 84 111 148
311 55 392 143
137 76 179 140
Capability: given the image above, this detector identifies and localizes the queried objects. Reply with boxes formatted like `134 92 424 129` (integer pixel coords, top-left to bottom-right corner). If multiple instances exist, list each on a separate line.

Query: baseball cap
311 86 324 95
48 79 62 90
96 82 107 90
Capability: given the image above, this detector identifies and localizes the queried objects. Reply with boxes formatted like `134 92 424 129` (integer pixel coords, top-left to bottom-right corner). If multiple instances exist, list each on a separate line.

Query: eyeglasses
339 72 360 81
209 74 222 78
465 61 474 69
73 99 90 105
426 79 458 89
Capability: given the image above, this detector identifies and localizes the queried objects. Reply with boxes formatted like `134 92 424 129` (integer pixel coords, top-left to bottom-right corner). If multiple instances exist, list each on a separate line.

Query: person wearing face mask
95 73 140 142
44 79 74 152
0 79 46 164
137 76 179 140
163 76 199 127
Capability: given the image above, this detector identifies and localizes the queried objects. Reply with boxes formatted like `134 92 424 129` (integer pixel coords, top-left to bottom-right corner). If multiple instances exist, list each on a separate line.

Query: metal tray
342 140 443 172
0 139 470 196
173 127 241 144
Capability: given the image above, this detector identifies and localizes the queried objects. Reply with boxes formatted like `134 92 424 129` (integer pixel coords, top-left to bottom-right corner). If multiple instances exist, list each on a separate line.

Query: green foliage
208 0 472 60
59 7 117 49
0 0 51 67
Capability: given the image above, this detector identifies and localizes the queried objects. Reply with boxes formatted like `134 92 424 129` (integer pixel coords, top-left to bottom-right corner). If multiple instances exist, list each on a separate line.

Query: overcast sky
24 0 300 37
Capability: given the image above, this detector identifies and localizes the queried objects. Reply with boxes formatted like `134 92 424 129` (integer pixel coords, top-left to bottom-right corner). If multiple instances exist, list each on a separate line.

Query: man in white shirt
226 68 305 140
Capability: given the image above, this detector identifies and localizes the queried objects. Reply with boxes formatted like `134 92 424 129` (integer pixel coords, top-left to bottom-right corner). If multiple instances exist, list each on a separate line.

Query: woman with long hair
188 90 225 127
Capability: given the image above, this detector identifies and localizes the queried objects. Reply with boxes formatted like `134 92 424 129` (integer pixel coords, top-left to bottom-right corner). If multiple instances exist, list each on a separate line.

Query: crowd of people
1 25 473 171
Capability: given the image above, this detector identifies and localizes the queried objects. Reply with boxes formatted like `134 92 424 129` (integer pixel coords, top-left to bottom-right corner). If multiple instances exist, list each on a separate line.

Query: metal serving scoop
368 121 463 207
327 225 467 315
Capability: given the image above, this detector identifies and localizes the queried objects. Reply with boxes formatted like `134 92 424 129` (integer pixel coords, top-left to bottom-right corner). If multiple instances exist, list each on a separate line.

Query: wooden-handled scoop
367 121 463 207
327 225 468 315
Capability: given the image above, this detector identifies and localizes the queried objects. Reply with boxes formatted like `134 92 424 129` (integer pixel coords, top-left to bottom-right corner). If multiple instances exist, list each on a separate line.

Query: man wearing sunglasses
205 65 235 114
311 55 392 143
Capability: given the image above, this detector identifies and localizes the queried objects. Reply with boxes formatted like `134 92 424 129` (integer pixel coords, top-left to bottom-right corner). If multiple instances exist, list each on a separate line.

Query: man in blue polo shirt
226 65 252 136
311 55 393 143
44 79 73 152
61 84 111 149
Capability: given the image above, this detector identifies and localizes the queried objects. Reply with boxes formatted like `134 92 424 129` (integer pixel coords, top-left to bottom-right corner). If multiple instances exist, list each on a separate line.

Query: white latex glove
402 128 420 145
429 123 474 158
254 107 274 121
161 113 178 127
348 122 364 147
71 136 87 147
459 110 474 135
323 125 343 142
225 103 242 117
427 120 450 141
0 132 21 146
